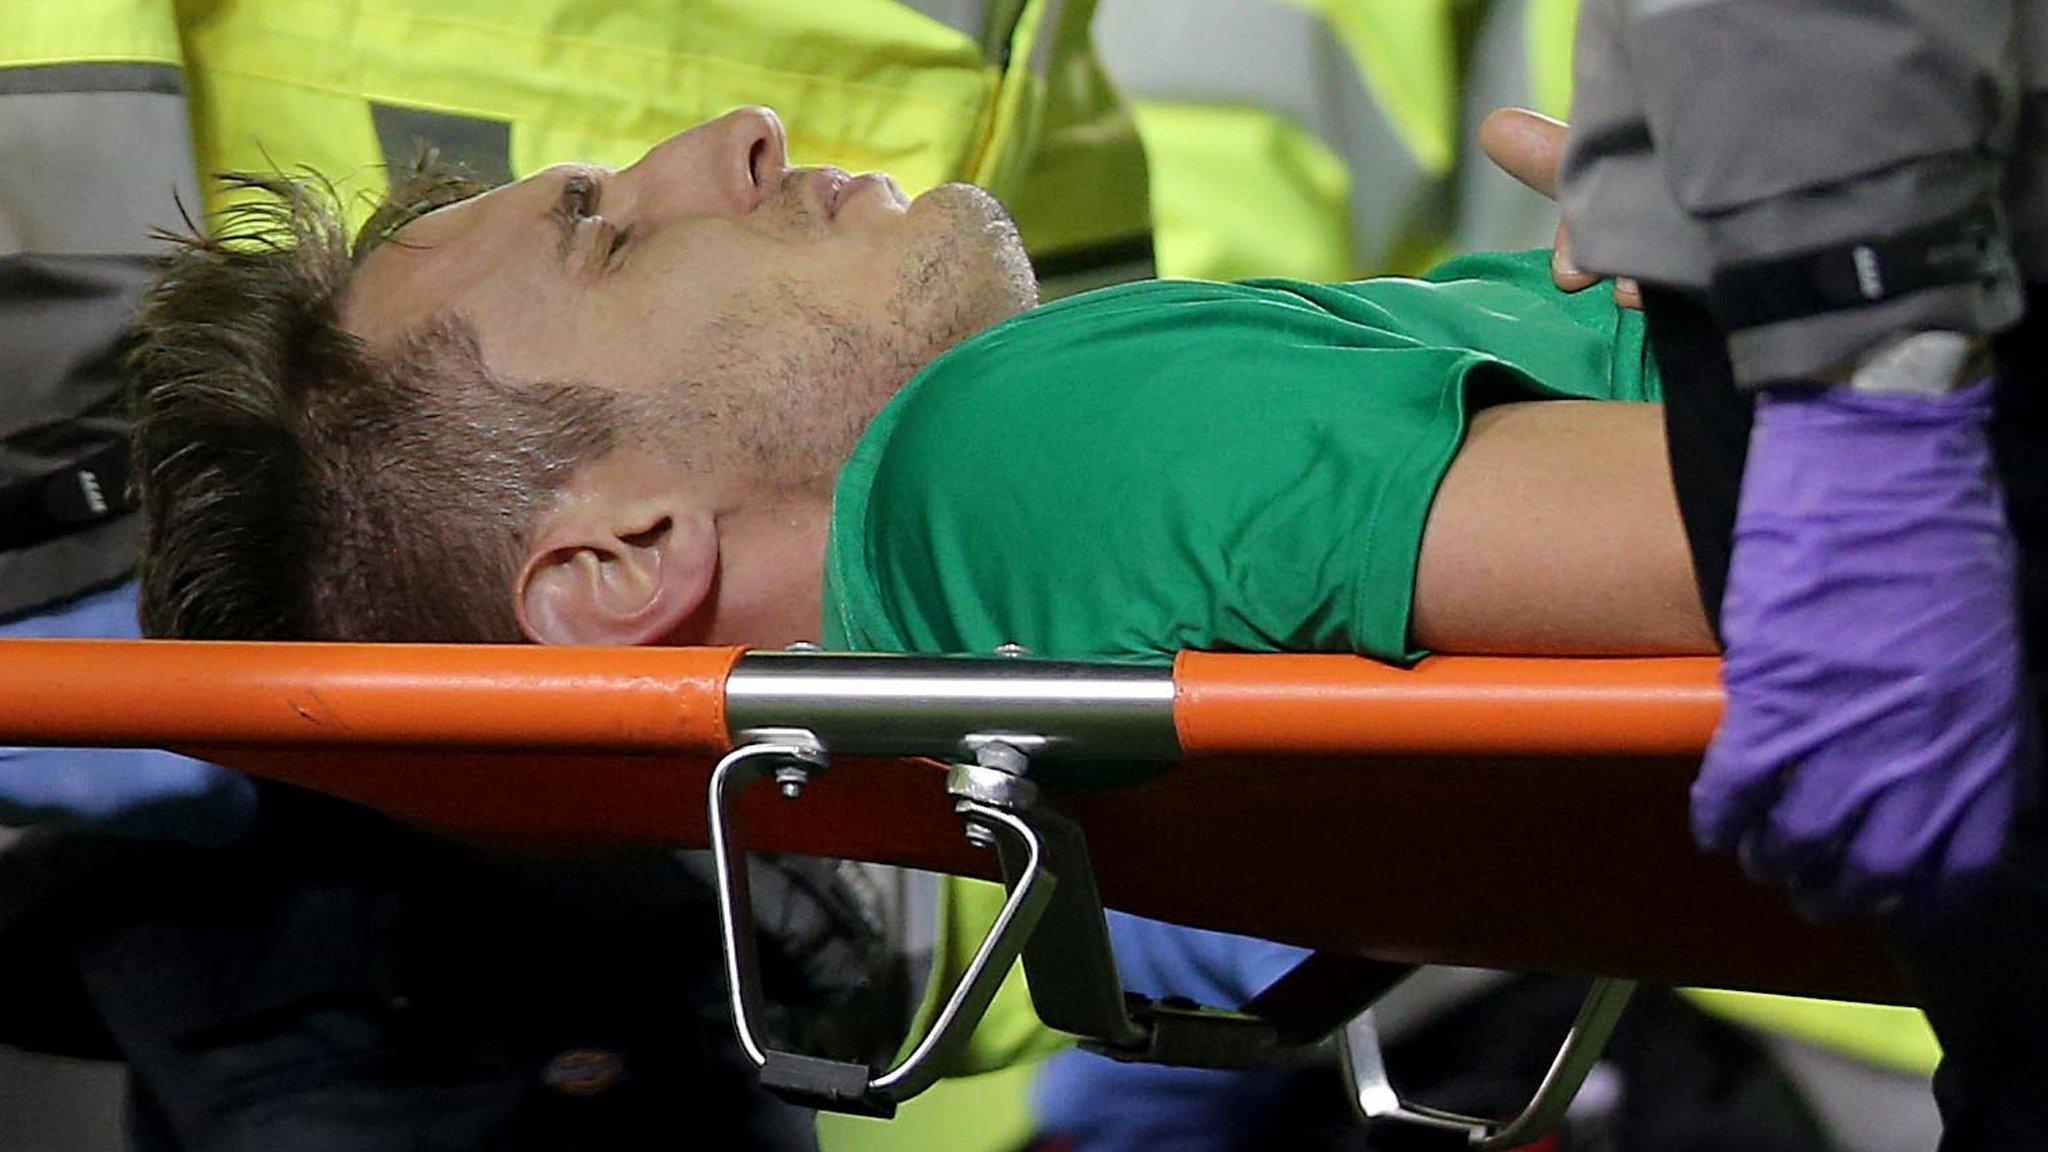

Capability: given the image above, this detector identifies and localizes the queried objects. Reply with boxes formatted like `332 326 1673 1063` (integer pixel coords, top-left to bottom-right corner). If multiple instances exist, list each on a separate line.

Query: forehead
342 165 590 349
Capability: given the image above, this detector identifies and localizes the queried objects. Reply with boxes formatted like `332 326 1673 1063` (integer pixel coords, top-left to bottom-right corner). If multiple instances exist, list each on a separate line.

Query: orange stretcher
0 640 1904 1145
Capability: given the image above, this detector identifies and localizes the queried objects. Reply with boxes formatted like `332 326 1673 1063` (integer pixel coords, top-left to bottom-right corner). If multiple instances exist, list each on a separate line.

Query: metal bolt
964 823 997 849
975 740 1030 776
993 643 1031 658
774 765 810 799
785 641 823 652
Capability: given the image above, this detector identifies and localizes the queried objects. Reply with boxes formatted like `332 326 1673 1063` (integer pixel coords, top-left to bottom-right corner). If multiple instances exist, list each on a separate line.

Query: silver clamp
1340 976 1637 1149
709 737 1058 1118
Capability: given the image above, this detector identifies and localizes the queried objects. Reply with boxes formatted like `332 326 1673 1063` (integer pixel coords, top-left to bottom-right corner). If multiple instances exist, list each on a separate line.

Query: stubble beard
757 183 1037 487
896 182 1038 357
662 183 1039 491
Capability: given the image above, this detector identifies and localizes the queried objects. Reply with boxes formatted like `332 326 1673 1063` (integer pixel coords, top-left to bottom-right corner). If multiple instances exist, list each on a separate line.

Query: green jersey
824 250 1658 669
819 250 1660 1072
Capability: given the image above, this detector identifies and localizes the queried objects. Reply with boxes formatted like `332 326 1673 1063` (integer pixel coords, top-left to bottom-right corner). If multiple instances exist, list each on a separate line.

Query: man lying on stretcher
134 105 1710 659
126 105 1715 1106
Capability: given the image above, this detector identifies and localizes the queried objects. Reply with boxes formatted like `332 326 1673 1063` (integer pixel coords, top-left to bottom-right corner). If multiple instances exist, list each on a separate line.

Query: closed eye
550 170 608 264
560 172 600 219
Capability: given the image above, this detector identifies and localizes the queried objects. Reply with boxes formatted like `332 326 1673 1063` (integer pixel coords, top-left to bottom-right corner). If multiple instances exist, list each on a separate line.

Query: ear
516 490 718 647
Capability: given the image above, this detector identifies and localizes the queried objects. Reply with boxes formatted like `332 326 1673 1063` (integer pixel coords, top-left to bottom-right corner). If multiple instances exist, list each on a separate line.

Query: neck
692 482 836 649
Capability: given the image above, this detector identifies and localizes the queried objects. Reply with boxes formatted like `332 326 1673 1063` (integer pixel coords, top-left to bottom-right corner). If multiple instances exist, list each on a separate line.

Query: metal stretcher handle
1341 977 1638 1150
708 738 1059 1118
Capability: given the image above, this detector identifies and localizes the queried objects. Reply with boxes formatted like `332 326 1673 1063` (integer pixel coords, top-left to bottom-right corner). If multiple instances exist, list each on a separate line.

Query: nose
725 105 788 213
620 105 790 219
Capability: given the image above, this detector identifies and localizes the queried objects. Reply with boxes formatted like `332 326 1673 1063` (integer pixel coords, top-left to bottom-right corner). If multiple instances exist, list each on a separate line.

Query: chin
912 182 1038 321
877 185 1036 366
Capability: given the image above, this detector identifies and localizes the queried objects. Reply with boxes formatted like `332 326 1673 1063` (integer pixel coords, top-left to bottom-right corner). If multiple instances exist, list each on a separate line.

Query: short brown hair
129 165 628 642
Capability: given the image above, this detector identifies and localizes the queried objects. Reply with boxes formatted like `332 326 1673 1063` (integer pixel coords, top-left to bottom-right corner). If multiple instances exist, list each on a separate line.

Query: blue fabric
1033 913 1309 1152
0 583 256 844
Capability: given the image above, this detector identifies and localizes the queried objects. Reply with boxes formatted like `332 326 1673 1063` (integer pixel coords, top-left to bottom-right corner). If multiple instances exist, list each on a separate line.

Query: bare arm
1410 400 1717 655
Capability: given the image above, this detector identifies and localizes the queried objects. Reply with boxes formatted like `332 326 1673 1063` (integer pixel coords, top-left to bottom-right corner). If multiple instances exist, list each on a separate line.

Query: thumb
1552 220 1602 292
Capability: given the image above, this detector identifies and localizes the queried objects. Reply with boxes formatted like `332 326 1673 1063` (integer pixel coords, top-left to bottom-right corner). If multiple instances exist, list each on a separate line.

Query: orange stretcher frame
0 639 1904 1005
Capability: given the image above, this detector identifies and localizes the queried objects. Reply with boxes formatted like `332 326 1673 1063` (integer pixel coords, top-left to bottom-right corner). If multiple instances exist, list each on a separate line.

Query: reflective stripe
0 438 136 556
1321 1 1459 178
0 254 155 440
1025 0 1064 75
0 88 199 257
0 6 190 614
1096 0 1433 273
0 60 179 96
0 255 150 620
1098 0 1348 161
1455 0 1574 254
1623 0 1718 14
898 0 992 40
370 103 514 186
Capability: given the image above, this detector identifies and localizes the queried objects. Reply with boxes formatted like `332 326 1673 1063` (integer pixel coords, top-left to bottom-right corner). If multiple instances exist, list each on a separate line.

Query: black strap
1239 953 1415 1046
1710 207 2001 332
0 438 135 554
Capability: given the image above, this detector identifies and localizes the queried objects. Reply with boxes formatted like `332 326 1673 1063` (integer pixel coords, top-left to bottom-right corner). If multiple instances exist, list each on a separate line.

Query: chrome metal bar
1480 978 1636 1151
710 739 827 1070
869 801 1058 1099
726 652 1179 760
1340 978 1638 1149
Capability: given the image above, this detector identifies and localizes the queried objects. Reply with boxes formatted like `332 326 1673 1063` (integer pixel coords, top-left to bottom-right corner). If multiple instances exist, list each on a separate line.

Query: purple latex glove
1699 379 2036 922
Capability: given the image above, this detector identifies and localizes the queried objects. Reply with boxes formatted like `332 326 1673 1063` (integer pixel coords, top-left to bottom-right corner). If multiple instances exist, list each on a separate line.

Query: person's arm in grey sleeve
0 55 255 843
1617 0 2026 385
1569 0 2040 923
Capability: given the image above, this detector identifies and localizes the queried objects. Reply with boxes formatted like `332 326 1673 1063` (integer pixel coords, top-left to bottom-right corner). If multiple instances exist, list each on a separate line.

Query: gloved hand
1699 378 2037 922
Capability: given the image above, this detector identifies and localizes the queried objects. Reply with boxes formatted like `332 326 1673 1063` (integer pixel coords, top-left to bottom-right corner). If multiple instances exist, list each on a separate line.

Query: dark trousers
68 790 818 1152
1644 286 2048 1151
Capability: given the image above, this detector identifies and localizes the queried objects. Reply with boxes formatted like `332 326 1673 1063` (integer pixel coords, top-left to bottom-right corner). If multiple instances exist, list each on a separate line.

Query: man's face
345 107 1037 486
